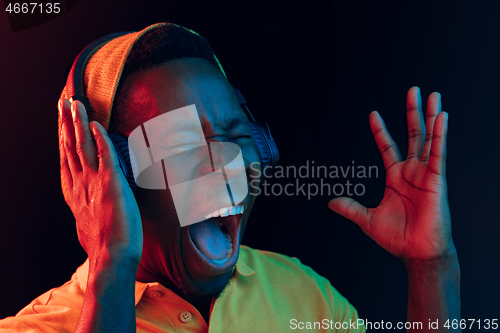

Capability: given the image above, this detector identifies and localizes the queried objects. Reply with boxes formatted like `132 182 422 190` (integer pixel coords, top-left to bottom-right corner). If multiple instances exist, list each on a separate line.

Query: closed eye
158 141 205 152
231 135 252 141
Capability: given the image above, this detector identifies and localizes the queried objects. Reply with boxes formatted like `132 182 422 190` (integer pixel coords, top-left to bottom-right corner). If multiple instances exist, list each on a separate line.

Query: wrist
404 245 459 273
405 254 460 286
403 238 458 267
87 250 139 290
405 249 461 324
77 249 138 333
89 243 141 270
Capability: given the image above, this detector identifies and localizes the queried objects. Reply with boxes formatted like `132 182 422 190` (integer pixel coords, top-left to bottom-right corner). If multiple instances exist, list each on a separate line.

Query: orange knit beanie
61 22 226 131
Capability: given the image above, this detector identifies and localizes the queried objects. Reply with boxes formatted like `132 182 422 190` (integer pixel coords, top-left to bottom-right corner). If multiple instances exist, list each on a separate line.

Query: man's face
114 58 261 299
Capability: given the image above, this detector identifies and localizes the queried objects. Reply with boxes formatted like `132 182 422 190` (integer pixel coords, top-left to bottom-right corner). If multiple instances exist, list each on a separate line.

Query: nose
208 142 245 180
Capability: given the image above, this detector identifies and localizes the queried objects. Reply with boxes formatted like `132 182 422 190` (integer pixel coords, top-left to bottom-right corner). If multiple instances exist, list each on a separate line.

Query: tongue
189 219 229 260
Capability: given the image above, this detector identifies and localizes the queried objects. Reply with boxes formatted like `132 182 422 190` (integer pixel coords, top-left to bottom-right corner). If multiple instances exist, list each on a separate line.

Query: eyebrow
204 118 251 141
225 116 251 130
202 115 250 134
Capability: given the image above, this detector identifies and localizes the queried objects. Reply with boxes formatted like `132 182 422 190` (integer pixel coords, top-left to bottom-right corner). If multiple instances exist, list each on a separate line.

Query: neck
135 262 177 291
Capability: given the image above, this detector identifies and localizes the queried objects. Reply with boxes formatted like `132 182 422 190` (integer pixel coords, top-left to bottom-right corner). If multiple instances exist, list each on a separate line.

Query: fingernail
71 101 77 117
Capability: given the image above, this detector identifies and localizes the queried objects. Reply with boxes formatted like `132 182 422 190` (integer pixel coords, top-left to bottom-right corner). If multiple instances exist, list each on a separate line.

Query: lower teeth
210 222 233 264
224 232 233 258
212 236 233 265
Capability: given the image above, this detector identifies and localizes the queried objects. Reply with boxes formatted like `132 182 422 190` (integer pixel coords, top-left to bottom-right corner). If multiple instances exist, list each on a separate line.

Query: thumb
328 197 371 232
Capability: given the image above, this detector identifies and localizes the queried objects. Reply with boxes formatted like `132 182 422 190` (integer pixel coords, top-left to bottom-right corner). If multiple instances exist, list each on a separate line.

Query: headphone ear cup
108 133 138 192
249 122 279 176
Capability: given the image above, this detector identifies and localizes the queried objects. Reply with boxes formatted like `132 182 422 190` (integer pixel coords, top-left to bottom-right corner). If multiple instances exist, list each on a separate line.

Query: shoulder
236 246 359 318
239 245 332 288
239 245 318 275
0 262 87 333
217 246 365 332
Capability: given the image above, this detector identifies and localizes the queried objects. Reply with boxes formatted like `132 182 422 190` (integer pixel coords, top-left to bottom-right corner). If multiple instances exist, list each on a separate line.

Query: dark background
0 0 499 327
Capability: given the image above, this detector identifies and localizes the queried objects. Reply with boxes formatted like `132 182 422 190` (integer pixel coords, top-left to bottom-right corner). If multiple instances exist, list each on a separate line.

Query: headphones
66 32 279 191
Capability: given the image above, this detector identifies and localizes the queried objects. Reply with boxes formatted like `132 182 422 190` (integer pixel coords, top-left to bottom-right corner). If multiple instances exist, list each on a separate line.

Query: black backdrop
1 0 499 327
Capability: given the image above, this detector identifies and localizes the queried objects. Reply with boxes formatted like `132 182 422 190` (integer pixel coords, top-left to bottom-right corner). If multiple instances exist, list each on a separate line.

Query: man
0 23 460 332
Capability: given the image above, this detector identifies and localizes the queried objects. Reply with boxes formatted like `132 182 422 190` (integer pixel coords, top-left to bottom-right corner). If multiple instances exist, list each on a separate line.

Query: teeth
204 205 246 219
225 233 233 256
219 207 229 217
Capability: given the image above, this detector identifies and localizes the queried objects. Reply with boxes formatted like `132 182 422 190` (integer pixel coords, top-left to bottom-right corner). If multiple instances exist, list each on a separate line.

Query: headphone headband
66 32 133 111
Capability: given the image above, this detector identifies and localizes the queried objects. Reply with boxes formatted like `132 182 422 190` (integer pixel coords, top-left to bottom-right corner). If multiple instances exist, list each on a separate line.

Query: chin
177 202 249 296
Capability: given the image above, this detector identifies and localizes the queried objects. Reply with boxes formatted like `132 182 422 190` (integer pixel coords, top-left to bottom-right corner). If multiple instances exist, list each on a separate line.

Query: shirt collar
234 255 255 276
74 250 255 306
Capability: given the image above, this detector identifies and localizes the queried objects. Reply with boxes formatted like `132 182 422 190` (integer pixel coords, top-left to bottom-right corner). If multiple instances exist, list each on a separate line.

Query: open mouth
187 204 246 267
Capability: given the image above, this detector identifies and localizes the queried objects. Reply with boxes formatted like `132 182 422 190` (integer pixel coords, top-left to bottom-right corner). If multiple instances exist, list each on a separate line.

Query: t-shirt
0 246 365 332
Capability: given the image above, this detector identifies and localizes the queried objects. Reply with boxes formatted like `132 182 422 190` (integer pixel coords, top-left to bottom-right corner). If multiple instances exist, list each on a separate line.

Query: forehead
119 58 247 132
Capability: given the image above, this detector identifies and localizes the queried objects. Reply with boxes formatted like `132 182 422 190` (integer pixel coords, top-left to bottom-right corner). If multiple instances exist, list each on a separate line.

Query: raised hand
58 98 143 266
329 87 455 262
